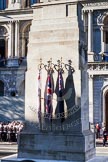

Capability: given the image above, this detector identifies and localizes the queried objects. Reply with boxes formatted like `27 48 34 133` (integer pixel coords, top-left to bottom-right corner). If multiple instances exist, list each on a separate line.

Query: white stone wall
24 1 90 132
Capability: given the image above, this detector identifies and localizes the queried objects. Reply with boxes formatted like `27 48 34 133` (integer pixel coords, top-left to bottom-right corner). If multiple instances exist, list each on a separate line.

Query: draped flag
58 70 64 122
46 72 53 120
38 70 41 121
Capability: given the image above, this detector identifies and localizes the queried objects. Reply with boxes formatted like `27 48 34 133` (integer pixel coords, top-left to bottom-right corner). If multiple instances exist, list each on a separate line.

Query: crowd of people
95 123 108 147
0 121 24 142
0 121 107 146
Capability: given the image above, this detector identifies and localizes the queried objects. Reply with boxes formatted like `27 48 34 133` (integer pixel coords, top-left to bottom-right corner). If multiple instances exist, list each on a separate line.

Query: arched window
0 26 8 59
21 24 31 57
0 39 5 59
0 80 4 96
102 16 108 61
103 17 108 50
105 91 108 130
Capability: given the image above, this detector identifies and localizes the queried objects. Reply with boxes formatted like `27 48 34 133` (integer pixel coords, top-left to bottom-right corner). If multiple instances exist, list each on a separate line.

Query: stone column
16 0 21 2
100 26 104 53
5 37 8 58
22 34 26 57
88 10 94 62
89 75 94 125
15 21 19 57
8 23 11 58
8 22 14 58
9 0 12 5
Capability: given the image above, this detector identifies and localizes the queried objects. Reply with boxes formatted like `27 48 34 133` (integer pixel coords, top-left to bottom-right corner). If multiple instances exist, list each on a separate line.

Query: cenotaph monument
18 0 95 161
2 0 96 162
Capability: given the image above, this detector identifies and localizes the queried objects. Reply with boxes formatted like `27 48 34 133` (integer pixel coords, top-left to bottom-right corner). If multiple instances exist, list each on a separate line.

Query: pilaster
100 26 104 54
89 75 94 124
88 10 94 62
22 34 26 57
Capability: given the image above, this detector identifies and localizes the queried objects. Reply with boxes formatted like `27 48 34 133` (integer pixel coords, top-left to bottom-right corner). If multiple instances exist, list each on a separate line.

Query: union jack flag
46 72 53 120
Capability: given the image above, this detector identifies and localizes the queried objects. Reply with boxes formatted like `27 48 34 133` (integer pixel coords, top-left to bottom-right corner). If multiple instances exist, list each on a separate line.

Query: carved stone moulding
88 63 108 71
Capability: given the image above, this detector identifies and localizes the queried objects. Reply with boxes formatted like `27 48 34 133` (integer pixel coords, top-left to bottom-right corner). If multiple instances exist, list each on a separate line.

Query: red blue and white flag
46 72 53 120
58 70 64 122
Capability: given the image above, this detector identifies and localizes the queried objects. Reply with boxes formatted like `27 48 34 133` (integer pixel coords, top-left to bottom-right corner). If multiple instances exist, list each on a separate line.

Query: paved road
96 138 108 156
96 146 108 156
0 142 17 159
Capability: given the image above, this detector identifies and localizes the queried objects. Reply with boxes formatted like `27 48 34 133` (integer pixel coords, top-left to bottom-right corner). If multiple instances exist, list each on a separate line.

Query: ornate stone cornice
84 2 108 7
83 2 108 11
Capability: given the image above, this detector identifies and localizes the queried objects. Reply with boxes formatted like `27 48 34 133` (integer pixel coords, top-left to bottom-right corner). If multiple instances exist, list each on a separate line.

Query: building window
0 0 7 10
25 0 37 7
0 80 4 96
31 0 37 5
25 0 30 7
0 39 5 59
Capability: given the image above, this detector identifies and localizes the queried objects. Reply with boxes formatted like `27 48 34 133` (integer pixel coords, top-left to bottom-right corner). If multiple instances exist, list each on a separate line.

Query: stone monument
2 0 96 162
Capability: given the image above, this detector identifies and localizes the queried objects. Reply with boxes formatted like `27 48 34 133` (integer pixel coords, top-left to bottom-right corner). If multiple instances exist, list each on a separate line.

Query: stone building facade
82 1 108 129
0 0 36 121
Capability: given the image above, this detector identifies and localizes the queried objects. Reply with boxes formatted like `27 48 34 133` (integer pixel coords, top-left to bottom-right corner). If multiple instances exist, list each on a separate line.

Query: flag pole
58 58 65 126
50 58 53 132
38 58 43 130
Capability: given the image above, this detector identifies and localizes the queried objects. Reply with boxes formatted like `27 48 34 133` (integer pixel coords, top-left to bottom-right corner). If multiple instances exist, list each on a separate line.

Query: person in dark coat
103 128 107 147
95 123 101 139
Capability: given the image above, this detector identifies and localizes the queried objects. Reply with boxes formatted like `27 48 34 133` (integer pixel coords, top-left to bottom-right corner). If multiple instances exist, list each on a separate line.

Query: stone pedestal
18 131 95 161
15 0 95 162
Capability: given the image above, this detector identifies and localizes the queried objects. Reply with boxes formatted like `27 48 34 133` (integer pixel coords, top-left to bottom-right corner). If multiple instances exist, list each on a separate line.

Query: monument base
16 130 95 162
2 154 108 162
